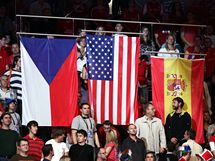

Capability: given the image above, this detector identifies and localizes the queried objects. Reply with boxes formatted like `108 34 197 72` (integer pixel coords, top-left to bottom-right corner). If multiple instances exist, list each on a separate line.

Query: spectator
207 71 215 122
95 26 106 36
184 36 204 59
9 138 36 161
135 103 167 153
0 75 17 109
45 127 69 161
182 129 203 161
71 103 100 148
77 37 86 71
104 130 118 161
0 35 10 74
24 120 44 161
9 43 20 64
203 111 212 149
114 23 124 34
145 151 156 161
165 97 191 151
0 112 19 160
209 124 215 156
178 145 191 161
204 25 215 47
5 98 21 133
158 34 180 57
97 148 107 161
41 144 54 161
120 124 146 161
69 129 94 161
4 56 22 115
97 120 120 147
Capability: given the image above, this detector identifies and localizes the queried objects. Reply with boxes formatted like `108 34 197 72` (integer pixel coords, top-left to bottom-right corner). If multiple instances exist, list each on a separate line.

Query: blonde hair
59 156 70 161
106 130 118 148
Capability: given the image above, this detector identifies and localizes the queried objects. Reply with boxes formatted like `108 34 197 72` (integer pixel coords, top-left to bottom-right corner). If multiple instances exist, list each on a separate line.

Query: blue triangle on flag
21 37 76 84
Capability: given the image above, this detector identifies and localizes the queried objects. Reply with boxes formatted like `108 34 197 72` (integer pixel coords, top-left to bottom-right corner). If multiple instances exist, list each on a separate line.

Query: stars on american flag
86 35 114 80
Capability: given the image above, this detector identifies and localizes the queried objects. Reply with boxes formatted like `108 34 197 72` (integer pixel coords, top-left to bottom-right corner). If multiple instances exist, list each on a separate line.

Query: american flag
86 35 140 125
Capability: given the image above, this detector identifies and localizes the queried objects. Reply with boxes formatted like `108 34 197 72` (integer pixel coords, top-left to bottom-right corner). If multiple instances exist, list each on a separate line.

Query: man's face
127 124 137 135
98 148 106 159
172 100 179 110
1 76 8 88
12 44 20 55
18 141 29 153
58 133 65 142
183 130 189 140
103 124 111 133
204 112 210 122
80 105 90 116
30 125 38 135
77 133 86 144
115 24 123 32
146 105 155 117
1 114 11 126
145 153 155 161
0 37 6 47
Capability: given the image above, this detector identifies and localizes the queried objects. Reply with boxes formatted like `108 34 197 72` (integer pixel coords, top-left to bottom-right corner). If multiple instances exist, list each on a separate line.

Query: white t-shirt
45 139 69 161
158 48 179 58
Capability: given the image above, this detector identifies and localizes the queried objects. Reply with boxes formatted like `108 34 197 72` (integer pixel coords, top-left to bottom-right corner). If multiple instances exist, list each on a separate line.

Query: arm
67 131 73 144
154 33 161 48
94 132 100 148
180 29 193 47
72 129 77 144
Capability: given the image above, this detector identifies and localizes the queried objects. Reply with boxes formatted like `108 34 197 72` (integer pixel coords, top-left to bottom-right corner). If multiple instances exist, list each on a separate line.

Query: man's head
144 103 156 118
102 120 112 133
77 129 87 144
80 103 90 117
0 75 8 88
0 112 11 127
145 151 156 161
203 111 211 123
17 138 29 154
172 97 184 110
97 148 106 160
127 124 137 136
184 129 196 140
115 23 123 32
42 144 54 158
27 120 39 135
51 127 66 142
0 35 6 47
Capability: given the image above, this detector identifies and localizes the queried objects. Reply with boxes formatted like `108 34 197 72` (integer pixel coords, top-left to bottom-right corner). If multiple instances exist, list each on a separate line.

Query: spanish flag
151 56 205 144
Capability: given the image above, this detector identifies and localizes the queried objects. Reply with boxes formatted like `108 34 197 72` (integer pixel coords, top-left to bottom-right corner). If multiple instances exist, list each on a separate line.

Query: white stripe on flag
121 36 128 125
21 42 51 126
105 81 110 120
112 36 119 125
96 80 102 122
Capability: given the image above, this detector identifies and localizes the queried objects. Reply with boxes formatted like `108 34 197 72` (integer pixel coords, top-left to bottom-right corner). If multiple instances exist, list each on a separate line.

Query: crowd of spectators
0 0 215 161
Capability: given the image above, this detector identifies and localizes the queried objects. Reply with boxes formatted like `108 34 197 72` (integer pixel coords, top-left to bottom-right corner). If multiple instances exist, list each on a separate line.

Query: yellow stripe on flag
164 58 192 122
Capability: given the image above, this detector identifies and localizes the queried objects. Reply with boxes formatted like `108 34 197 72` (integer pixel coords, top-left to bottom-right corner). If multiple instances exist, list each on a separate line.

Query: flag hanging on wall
151 56 205 143
86 35 140 125
20 37 78 126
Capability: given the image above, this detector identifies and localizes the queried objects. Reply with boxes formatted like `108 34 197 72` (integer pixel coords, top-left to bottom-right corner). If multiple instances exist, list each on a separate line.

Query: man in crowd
9 138 36 161
46 127 69 161
97 120 120 147
41 144 54 161
135 102 167 153
69 129 94 161
145 151 156 161
71 103 100 148
121 124 146 161
165 97 191 150
24 120 44 161
0 112 19 160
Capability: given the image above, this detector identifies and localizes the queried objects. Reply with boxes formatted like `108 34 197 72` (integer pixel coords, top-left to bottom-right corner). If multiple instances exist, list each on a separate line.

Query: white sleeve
209 141 215 151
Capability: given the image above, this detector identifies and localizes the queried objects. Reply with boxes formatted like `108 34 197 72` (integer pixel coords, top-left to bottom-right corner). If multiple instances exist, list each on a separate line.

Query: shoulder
135 116 146 123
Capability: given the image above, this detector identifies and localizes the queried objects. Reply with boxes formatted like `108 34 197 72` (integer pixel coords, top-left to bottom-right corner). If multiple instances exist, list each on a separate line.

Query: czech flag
20 37 78 126
151 56 205 143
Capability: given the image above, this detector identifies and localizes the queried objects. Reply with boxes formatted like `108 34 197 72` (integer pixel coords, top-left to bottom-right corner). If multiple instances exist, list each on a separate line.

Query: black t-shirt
69 144 94 161
9 154 35 161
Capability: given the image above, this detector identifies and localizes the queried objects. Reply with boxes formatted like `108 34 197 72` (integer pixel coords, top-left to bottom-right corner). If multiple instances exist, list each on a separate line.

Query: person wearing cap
178 145 192 161
5 98 21 133
196 149 214 161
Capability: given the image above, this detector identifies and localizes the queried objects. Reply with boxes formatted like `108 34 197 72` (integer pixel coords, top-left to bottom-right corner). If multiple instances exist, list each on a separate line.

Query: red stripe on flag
126 37 132 124
117 36 123 124
101 80 105 123
151 57 165 122
50 46 78 126
191 60 205 144
93 80 97 122
109 81 113 123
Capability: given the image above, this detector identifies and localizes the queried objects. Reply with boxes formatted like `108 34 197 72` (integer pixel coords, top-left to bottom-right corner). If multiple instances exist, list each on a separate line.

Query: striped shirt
4 69 22 100
24 135 44 161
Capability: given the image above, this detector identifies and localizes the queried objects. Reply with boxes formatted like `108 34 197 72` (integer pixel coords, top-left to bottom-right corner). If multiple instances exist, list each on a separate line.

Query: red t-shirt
24 135 44 161
0 48 10 75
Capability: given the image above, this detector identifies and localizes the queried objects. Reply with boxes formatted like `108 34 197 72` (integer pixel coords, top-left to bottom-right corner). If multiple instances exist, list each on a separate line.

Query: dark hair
127 123 136 131
77 129 88 137
42 144 53 157
143 102 153 114
12 55 21 68
80 103 90 109
51 127 66 138
186 129 196 140
173 97 184 107
0 112 11 121
27 120 38 129
17 138 29 146
146 151 156 160
103 120 112 126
